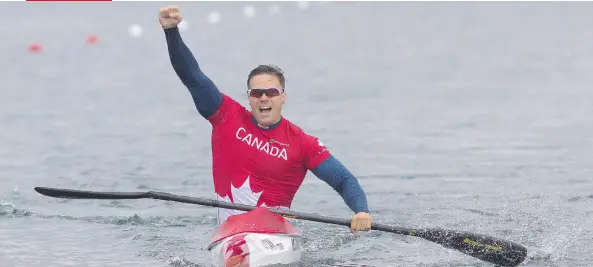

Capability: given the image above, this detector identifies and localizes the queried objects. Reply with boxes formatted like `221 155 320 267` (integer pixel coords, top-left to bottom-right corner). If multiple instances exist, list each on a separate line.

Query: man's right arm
164 27 222 118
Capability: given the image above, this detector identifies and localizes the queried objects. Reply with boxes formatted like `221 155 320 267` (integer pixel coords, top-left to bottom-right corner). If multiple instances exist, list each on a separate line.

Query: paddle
34 186 527 266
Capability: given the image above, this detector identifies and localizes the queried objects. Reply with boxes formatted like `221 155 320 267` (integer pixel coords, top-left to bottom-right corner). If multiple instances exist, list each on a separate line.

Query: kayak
207 207 304 267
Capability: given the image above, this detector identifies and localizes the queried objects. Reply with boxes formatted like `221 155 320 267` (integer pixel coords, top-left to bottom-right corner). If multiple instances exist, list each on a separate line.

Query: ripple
0 200 33 218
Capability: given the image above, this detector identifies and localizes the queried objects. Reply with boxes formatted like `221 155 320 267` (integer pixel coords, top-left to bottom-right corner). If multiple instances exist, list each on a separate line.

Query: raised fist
159 6 182 29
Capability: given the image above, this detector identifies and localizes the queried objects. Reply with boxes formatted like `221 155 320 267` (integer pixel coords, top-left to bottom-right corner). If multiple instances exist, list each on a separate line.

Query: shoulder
282 118 326 148
221 93 247 111
282 118 331 169
207 93 251 124
281 118 310 137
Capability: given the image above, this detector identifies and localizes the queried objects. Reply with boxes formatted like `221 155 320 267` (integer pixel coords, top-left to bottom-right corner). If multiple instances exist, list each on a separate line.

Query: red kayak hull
209 207 302 246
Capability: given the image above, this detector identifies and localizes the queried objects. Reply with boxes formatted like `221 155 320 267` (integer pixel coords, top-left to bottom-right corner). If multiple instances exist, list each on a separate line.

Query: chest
219 121 305 175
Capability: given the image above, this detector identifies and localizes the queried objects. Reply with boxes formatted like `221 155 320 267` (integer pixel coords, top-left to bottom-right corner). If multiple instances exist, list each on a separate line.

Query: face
248 73 286 127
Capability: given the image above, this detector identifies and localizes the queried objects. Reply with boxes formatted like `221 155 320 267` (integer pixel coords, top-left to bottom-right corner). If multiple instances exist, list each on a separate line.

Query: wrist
163 26 179 31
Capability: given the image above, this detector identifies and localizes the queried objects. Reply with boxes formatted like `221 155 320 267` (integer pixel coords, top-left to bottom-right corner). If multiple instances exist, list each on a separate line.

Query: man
159 6 372 234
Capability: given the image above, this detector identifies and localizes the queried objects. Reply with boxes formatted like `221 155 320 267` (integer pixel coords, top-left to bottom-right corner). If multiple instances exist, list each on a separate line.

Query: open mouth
259 107 272 114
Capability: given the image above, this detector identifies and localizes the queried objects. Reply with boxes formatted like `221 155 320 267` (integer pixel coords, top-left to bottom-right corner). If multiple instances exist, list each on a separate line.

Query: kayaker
159 6 372 234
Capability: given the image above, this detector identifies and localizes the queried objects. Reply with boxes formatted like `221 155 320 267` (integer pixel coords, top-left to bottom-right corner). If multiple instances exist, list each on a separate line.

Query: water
2 1 593 266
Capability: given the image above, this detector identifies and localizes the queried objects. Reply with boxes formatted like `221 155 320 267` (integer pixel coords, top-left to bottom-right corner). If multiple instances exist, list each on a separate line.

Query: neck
251 114 282 130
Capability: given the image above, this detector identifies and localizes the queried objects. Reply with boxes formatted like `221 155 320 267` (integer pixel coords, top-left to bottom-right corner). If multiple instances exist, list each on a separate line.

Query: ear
281 93 286 104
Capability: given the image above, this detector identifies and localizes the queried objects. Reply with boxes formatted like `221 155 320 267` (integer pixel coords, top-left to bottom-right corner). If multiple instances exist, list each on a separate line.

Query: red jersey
206 94 331 223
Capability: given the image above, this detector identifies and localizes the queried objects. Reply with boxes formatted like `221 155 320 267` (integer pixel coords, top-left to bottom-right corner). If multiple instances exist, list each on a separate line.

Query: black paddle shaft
34 187 527 266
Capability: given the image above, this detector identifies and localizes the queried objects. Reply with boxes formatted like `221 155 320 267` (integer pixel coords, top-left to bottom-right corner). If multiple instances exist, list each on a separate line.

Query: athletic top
164 27 369 223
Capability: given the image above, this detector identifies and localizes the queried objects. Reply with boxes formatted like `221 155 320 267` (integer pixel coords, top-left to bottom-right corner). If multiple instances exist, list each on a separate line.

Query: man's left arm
303 134 372 233
310 155 369 214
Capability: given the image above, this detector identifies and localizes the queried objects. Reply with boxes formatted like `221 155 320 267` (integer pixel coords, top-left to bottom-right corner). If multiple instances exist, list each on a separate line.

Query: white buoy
128 24 143 38
243 5 255 18
208 11 221 24
269 4 281 15
297 1 310 9
178 20 189 31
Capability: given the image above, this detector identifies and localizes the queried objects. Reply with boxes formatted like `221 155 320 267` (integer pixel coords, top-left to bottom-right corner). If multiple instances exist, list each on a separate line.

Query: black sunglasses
247 88 284 98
